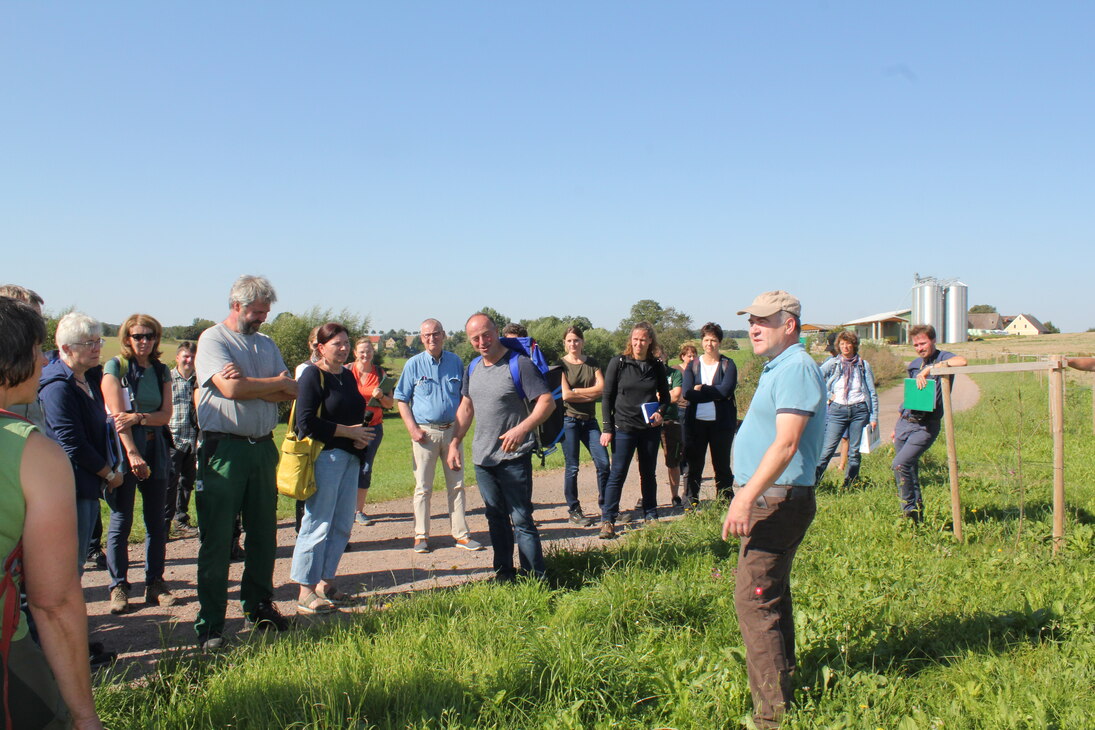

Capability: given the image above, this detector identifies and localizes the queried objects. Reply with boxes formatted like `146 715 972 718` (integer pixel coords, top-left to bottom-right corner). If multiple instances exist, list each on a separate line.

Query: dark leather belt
203 431 273 442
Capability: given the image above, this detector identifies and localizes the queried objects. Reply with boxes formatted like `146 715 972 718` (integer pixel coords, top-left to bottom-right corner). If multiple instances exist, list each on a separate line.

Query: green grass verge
95 371 1095 728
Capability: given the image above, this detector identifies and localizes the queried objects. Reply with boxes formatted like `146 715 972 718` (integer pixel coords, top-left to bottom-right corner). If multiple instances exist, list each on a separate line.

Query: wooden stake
1050 356 1065 554
941 375 962 542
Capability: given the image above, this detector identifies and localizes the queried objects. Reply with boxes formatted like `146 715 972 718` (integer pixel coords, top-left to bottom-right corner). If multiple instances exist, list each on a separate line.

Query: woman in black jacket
598 322 670 538
681 322 737 506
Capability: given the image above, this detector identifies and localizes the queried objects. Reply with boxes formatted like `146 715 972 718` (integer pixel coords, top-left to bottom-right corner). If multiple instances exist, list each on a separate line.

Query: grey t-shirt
461 351 549 467
195 323 288 438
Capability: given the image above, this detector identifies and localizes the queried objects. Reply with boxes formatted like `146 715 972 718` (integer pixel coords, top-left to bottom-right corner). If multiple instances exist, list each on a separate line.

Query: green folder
903 378 937 412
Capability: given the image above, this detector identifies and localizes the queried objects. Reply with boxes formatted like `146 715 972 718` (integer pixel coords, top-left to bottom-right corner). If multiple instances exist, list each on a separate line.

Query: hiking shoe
247 600 290 633
413 538 430 554
634 498 644 510
455 537 484 551
170 522 199 539
84 549 106 571
109 585 129 615
598 522 616 540
355 511 375 526
198 634 227 652
568 510 596 527
145 580 176 607
671 496 683 508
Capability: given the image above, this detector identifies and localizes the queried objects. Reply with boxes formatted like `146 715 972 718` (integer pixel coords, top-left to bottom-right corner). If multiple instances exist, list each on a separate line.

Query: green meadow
94 370 1095 728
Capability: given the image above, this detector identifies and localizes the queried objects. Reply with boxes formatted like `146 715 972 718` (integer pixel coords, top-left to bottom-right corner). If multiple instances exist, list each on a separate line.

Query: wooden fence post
1050 356 1065 554
941 376 962 542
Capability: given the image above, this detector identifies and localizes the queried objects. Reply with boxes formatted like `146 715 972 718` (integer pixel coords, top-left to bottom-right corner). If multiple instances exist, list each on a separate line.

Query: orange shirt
351 362 385 426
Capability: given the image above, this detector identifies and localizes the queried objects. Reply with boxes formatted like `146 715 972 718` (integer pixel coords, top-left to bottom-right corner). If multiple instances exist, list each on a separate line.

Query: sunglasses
129 333 157 342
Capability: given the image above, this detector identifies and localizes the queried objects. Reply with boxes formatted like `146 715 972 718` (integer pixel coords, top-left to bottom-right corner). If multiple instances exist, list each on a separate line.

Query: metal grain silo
944 281 968 343
913 278 944 338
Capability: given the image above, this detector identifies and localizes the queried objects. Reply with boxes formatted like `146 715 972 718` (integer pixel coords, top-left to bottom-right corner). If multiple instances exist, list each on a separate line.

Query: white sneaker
455 538 484 551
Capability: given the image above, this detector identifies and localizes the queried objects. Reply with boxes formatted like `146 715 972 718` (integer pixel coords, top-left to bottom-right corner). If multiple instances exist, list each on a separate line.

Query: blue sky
3 3 1092 334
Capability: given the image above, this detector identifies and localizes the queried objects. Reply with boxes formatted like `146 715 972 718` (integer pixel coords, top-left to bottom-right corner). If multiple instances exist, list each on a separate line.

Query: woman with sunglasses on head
1 299 103 729
100 314 175 615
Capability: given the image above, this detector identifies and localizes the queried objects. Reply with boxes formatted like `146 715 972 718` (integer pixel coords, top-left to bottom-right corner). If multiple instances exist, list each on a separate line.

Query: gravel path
84 373 981 676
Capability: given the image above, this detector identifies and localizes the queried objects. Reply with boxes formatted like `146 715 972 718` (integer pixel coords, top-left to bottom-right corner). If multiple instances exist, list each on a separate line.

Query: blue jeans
357 422 384 491
601 428 661 523
474 455 545 579
75 497 101 576
892 416 941 521
291 448 361 585
104 472 168 590
562 416 610 514
815 402 871 485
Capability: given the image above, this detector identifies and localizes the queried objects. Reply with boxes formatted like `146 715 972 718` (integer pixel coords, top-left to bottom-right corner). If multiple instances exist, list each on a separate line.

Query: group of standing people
5 275 1052 730
557 320 740 539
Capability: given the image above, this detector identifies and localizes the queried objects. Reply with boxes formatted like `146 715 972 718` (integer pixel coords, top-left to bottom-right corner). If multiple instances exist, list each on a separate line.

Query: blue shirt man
723 291 826 730
394 319 481 554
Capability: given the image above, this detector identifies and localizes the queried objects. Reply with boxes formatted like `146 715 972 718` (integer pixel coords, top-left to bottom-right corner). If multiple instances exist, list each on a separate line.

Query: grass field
93 366 1095 728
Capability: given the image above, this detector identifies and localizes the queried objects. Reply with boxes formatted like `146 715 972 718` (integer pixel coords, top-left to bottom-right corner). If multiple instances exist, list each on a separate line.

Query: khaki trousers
411 424 469 540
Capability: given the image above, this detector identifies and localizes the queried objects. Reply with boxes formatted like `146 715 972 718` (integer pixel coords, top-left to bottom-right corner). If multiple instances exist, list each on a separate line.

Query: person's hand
446 440 462 471
343 424 374 449
371 386 383 399
107 471 124 489
221 362 242 379
277 371 298 397
409 426 429 444
127 451 150 481
600 432 613 448
498 423 530 453
870 421 878 430
693 384 702 390
111 412 140 430
649 411 663 427
722 492 754 539
890 429 896 442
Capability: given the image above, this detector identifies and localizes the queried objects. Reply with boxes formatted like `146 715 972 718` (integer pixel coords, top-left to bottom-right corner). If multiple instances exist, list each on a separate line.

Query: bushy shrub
860 342 906 388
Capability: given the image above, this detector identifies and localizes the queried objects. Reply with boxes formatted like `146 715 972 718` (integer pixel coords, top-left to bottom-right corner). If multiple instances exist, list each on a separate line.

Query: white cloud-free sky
3 3 1092 333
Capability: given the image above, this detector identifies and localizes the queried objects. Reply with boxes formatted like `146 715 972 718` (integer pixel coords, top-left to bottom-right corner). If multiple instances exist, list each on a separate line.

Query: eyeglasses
72 338 105 349
421 332 444 339
129 333 156 342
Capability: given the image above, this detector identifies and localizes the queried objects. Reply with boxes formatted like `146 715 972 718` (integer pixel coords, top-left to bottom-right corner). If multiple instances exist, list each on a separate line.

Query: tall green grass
95 371 1094 727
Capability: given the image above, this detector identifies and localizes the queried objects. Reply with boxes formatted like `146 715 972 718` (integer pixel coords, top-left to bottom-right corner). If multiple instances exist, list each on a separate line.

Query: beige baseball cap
737 290 802 318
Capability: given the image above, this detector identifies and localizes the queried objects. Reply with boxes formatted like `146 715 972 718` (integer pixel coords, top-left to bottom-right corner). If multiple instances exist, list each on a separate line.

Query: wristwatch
105 470 117 482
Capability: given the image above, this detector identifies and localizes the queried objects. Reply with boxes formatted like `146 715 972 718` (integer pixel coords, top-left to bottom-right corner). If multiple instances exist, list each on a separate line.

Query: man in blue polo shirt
394 319 482 554
722 290 825 730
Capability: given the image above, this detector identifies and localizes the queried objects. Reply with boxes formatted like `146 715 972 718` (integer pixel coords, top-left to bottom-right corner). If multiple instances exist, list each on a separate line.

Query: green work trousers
194 436 278 638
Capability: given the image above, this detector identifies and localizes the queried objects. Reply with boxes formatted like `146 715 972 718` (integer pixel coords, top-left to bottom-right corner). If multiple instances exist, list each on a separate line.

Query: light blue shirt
393 349 464 424
733 343 826 487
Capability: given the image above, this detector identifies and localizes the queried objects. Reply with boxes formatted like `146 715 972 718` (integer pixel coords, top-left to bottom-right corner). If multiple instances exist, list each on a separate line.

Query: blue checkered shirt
169 368 198 449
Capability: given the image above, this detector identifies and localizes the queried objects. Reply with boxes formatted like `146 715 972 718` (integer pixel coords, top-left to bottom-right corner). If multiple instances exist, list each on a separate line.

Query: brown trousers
734 492 816 729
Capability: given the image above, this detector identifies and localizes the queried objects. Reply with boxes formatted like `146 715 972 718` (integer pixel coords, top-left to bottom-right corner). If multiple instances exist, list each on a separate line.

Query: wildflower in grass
712 567 722 580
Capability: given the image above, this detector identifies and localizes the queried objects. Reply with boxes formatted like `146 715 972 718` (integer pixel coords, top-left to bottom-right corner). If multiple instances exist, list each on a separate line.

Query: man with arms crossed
193 275 297 650
393 319 482 554
447 313 554 581
723 291 826 730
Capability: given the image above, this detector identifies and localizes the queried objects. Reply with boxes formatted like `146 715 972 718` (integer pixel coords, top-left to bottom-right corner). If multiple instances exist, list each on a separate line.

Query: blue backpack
468 337 565 462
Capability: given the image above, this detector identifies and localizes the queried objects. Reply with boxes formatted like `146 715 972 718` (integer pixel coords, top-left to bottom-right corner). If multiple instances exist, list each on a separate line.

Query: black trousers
685 420 735 501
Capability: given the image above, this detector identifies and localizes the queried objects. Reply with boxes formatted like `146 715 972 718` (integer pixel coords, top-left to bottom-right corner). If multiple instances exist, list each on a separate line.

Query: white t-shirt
696 359 718 421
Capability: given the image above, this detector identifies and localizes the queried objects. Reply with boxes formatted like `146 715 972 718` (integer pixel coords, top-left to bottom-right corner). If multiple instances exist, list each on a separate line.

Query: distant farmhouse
1004 314 1049 336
